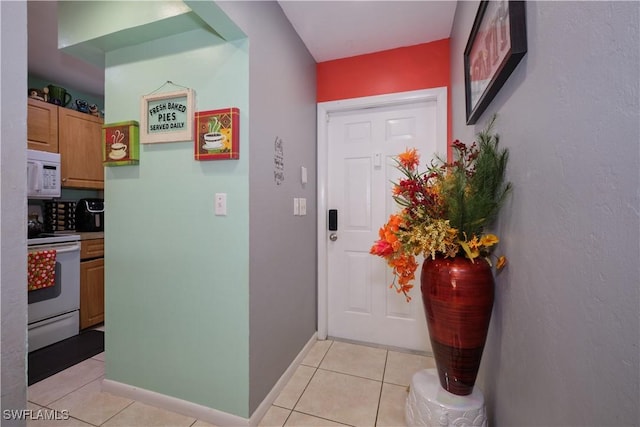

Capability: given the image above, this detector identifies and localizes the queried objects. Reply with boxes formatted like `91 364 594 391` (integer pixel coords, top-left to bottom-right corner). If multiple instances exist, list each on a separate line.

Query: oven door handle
32 243 81 254
55 244 81 254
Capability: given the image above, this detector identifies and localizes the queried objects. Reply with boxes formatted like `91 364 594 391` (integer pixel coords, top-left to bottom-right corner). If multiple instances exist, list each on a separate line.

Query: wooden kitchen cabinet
58 108 104 190
80 238 104 329
27 100 104 189
81 237 104 259
27 98 59 152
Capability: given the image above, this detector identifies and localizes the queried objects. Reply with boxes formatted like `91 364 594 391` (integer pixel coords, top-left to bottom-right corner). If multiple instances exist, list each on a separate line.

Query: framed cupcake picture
194 108 239 161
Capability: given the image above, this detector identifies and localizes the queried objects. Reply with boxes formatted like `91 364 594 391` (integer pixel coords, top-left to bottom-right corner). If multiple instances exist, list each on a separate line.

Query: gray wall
218 1 318 415
1 2 28 425
450 2 639 425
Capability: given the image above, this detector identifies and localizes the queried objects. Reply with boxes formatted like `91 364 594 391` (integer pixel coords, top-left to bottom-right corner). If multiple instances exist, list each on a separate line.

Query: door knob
329 233 338 241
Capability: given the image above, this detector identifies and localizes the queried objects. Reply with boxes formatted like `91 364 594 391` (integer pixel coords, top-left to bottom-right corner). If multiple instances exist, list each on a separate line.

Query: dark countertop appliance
76 198 104 232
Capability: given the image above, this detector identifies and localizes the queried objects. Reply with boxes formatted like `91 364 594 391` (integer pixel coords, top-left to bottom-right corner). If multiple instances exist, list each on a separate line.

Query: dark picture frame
464 0 527 125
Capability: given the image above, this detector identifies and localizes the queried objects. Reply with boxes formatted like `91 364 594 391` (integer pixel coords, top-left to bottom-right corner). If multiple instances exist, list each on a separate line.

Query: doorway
317 88 448 351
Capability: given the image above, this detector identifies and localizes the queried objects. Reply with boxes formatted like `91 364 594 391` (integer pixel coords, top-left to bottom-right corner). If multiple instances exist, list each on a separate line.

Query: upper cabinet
27 99 104 190
59 108 104 190
27 98 59 153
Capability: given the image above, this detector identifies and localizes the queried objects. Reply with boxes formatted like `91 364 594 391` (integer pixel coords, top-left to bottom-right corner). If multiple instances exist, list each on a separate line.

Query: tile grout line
28 357 134 427
287 409 357 427
373 349 389 427
97 399 136 426
279 340 335 426
291 340 386 427
314 366 383 383
28 399 102 427
28 360 105 408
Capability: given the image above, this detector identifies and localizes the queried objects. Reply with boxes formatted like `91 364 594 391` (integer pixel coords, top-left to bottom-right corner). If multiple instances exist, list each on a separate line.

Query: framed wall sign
194 108 240 161
103 121 139 166
140 88 194 143
464 0 527 125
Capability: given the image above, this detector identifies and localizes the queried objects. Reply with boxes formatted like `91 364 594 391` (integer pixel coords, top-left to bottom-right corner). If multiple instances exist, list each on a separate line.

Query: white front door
318 88 448 352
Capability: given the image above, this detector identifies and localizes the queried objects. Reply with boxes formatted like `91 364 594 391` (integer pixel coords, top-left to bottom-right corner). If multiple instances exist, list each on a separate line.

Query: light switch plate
293 198 300 216
215 193 227 216
299 198 307 216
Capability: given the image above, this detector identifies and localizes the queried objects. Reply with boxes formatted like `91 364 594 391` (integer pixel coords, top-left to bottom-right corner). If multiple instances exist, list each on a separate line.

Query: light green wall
58 1 197 68
59 0 318 419
103 27 250 416
59 1 191 44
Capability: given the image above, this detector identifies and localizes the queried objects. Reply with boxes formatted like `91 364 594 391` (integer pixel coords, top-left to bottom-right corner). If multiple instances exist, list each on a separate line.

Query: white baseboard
102 379 249 426
102 332 318 427
248 332 317 425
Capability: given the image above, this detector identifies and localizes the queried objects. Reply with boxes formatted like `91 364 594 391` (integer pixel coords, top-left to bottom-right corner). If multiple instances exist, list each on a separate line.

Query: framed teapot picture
103 121 140 166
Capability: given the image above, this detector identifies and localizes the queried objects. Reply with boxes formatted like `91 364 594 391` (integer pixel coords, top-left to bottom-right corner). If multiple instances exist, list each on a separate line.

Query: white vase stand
405 368 487 426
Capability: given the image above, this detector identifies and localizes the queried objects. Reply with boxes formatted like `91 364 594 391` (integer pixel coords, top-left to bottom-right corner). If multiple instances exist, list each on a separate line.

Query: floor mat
28 330 104 386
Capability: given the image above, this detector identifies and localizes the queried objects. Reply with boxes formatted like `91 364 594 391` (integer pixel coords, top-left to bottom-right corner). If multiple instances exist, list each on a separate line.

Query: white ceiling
278 1 456 63
27 1 457 98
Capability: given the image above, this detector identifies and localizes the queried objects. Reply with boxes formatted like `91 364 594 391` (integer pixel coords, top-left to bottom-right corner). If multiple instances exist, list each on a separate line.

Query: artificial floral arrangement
370 115 511 301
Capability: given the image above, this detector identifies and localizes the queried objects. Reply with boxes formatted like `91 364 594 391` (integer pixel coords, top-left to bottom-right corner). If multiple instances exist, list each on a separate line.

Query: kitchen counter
75 231 104 240
53 231 104 240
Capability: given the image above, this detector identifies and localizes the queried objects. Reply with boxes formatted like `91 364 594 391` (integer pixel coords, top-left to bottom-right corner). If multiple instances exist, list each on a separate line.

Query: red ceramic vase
420 256 494 396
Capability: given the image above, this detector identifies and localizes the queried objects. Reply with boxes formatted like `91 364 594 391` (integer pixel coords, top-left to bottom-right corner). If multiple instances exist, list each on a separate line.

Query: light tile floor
27 339 435 427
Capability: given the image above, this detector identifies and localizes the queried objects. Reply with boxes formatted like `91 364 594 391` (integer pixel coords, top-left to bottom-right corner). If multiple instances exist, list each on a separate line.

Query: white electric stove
27 233 81 352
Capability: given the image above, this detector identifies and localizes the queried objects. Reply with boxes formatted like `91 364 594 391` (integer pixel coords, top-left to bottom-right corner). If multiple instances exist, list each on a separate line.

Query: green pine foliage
441 115 512 241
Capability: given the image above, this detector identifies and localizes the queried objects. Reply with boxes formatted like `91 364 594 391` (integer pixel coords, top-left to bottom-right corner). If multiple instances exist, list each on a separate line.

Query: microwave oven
27 149 61 199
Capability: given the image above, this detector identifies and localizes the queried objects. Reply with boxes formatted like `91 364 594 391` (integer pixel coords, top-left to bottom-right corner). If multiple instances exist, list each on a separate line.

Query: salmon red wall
317 38 452 153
